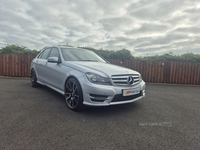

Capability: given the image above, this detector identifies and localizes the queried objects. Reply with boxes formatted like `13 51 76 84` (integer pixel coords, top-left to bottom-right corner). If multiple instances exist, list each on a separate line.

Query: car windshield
61 48 107 63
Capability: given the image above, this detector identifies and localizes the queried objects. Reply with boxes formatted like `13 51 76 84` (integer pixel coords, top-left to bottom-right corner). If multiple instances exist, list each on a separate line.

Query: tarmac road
0 77 200 150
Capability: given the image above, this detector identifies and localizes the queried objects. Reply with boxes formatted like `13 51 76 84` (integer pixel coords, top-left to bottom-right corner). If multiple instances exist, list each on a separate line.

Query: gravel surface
0 78 200 150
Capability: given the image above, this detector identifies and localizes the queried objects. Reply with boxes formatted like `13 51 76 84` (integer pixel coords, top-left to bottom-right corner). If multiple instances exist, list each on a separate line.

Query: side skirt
37 80 65 95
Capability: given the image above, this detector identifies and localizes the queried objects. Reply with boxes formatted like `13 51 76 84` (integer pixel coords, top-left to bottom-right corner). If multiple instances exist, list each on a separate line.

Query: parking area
0 77 200 150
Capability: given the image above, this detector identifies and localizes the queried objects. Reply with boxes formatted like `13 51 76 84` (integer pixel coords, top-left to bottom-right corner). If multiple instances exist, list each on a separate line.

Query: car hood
63 61 139 77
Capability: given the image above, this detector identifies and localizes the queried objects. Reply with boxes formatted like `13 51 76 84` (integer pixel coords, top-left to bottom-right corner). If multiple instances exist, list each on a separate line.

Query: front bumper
79 76 146 106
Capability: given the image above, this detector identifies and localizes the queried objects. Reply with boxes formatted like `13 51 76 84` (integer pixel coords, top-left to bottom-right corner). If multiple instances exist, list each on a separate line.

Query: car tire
65 78 84 111
30 69 38 87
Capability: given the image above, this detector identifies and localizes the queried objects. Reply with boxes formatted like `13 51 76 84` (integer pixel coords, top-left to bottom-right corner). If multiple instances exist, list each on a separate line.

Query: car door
35 48 52 83
44 47 63 90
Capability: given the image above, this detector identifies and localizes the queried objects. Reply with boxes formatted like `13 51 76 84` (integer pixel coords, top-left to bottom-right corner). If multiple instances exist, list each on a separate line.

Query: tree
79 47 134 60
0 44 39 55
139 52 200 62
1 44 200 62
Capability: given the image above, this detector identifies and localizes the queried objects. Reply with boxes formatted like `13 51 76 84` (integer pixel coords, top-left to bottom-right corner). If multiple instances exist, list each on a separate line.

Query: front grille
111 74 140 86
112 91 142 102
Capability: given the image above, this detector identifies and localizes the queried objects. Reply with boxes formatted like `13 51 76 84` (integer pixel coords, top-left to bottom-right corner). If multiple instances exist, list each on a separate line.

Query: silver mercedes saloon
30 46 146 111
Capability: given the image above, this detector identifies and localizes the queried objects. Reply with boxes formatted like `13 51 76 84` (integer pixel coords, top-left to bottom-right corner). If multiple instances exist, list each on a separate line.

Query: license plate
123 88 140 96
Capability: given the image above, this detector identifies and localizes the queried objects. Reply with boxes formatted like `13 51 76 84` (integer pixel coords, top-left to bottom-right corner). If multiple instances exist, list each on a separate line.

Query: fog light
89 94 108 102
142 90 145 96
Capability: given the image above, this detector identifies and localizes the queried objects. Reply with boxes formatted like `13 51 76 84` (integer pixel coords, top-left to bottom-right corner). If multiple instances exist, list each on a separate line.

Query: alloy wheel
30 69 37 87
65 79 81 109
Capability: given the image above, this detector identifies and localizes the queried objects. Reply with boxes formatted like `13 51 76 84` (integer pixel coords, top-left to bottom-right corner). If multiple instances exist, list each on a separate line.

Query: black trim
112 91 142 102
90 94 108 102
90 99 105 102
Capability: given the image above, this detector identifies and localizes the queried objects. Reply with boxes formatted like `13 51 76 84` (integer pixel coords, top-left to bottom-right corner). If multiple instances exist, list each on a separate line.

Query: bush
0 44 39 55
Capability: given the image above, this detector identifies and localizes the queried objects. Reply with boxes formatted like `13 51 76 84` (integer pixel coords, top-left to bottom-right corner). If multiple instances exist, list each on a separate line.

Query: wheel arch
64 75 83 93
30 67 39 79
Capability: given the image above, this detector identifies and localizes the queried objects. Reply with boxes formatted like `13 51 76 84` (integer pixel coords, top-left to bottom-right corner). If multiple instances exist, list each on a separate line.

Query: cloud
0 0 200 56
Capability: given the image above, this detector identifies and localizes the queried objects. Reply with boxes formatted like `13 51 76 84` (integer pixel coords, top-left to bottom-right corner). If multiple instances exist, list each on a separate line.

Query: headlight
85 72 111 85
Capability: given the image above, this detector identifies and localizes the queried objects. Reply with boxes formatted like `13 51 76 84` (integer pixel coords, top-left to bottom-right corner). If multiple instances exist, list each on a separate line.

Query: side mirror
47 57 59 63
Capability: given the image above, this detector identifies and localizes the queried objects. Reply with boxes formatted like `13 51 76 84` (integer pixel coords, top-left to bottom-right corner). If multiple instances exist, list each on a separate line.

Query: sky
0 0 200 56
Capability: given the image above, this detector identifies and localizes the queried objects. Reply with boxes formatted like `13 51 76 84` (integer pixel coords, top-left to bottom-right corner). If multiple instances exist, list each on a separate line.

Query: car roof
50 46 81 49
